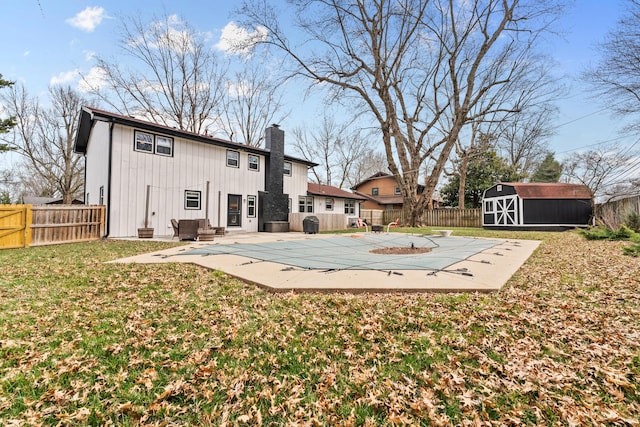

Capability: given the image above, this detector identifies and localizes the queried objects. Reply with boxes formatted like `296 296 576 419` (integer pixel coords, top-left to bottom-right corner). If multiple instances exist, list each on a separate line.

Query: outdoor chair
356 218 369 233
386 218 399 233
171 219 179 239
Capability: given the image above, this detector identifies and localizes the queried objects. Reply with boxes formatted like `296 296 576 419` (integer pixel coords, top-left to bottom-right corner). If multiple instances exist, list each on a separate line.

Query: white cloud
50 70 79 86
66 6 106 32
23 51 29 57
216 22 268 56
77 67 108 92
84 50 96 61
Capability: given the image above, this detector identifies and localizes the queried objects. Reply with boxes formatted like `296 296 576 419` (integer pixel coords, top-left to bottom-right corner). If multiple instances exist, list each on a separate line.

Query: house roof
22 196 83 205
73 106 317 167
353 191 404 205
307 183 367 200
351 172 393 190
503 183 592 199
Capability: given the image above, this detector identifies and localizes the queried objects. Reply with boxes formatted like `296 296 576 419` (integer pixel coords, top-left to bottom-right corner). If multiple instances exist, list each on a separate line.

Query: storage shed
482 183 593 230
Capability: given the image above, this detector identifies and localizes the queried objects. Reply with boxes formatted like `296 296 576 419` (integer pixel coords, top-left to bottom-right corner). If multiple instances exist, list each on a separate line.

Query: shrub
623 210 640 233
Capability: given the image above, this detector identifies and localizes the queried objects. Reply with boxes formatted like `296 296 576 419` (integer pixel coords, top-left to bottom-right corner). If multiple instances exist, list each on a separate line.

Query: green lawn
1 230 638 425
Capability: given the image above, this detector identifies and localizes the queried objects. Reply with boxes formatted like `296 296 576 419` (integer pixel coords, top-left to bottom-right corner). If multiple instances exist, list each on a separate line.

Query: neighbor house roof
22 196 83 205
307 183 367 200
74 106 317 167
353 192 404 205
351 172 393 190
505 183 592 199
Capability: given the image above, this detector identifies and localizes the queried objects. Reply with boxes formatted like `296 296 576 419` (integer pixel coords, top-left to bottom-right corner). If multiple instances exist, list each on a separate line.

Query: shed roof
307 183 367 200
504 183 592 199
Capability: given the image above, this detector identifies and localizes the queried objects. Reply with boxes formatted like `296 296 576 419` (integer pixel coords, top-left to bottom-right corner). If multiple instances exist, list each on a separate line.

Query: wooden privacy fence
0 204 105 249
380 208 482 228
595 196 640 229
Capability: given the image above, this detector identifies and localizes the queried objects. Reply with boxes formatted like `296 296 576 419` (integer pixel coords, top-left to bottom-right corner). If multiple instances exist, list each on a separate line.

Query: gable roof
308 183 367 200
353 191 403 205
351 172 393 190
73 106 317 166
503 183 592 199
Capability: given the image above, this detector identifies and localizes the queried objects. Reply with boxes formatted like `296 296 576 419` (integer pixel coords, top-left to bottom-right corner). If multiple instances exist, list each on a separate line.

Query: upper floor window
227 150 240 168
248 154 260 171
394 186 401 195
283 161 292 176
155 135 173 156
134 130 153 153
372 187 379 196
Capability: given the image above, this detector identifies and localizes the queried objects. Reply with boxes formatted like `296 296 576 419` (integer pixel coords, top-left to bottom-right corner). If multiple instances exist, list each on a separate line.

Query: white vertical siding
105 125 283 236
84 121 110 206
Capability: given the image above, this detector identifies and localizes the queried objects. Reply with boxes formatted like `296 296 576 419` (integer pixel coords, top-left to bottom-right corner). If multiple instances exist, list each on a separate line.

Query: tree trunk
458 153 469 209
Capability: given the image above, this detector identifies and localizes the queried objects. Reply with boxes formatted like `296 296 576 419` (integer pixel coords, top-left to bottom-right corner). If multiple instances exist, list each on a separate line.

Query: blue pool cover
181 234 505 272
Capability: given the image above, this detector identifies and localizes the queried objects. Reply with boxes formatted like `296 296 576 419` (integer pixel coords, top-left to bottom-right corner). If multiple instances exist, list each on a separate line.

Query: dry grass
0 231 639 425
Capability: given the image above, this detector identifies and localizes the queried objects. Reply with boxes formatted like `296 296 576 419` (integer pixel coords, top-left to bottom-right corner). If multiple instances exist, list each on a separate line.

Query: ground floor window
299 196 314 213
185 190 201 210
247 195 257 217
325 198 334 211
484 200 495 213
344 199 355 215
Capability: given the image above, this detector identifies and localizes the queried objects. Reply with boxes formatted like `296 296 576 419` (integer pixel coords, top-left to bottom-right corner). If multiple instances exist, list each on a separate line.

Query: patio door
495 195 519 226
227 194 242 227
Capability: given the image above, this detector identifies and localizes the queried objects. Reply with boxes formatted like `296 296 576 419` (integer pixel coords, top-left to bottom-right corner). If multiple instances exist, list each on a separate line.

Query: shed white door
495 195 519 226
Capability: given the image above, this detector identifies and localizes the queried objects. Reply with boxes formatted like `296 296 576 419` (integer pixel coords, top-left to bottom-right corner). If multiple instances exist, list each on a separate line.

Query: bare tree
584 0 640 132
497 104 556 180
85 13 227 134
291 115 372 188
239 0 562 225
562 145 636 201
219 60 288 147
0 85 85 203
348 151 389 188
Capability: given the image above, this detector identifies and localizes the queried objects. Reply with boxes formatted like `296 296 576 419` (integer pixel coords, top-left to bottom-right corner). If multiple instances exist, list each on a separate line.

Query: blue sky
0 0 635 160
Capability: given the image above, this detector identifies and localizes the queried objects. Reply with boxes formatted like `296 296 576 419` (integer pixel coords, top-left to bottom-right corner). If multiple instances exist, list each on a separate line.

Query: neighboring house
482 182 593 230
73 107 316 237
305 183 366 217
22 196 84 205
352 172 435 210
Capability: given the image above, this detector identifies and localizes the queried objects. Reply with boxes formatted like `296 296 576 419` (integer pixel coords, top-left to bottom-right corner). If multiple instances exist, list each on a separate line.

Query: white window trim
185 190 201 210
227 150 240 168
248 154 260 171
247 195 257 217
155 135 173 157
134 130 154 153
283 161 292 176
325 198 334 211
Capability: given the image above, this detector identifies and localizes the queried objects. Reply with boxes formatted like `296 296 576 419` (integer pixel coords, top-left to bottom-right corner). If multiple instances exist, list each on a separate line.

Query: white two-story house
73 107 316 237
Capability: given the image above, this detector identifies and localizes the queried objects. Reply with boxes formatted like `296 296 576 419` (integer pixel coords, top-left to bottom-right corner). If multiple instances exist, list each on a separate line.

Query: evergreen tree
0 74 16 152
441 150 515 208
531 152 562 182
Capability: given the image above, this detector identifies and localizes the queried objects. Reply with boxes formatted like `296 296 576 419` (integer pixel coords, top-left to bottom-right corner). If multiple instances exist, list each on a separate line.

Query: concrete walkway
111 232 540 293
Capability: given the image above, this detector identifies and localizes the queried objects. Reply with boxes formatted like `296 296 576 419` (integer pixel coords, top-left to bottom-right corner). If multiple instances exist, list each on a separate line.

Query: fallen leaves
0 234 639 425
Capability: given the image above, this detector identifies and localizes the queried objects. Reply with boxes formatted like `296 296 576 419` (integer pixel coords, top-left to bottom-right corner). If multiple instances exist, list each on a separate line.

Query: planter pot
137 227 154 238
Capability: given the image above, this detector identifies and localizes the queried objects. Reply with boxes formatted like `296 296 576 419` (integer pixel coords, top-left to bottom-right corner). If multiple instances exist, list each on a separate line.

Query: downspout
106 120 114 237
